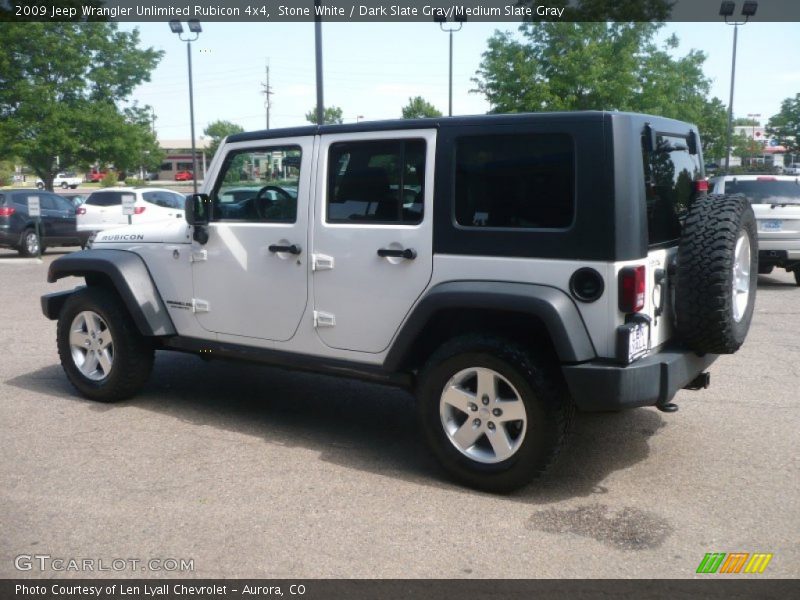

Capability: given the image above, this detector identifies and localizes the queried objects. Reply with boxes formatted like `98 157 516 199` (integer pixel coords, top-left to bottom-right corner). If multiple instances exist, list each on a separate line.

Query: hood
92 218 192 246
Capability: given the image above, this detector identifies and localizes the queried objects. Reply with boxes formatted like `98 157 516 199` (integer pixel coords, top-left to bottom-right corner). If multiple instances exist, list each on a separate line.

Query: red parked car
174 170 194 181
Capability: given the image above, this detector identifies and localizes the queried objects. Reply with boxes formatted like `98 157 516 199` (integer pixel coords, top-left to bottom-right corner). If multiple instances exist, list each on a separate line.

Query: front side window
211 145 301 222
642 134 702 246
327 139 425 224
454 133 574 229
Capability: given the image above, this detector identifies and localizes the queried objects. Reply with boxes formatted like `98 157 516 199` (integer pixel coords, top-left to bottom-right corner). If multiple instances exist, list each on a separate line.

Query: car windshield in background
142 191 186 209
726 179 800 204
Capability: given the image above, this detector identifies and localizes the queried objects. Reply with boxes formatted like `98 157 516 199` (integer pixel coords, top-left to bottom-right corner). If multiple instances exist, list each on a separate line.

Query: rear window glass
642 134 702 247
454 133 574 229
85 192 122 207
142 190 185 209
724 180 800 204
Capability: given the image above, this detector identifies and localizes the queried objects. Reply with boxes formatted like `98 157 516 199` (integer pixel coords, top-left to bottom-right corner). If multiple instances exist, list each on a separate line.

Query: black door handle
377 247 417 260
268 243 302 255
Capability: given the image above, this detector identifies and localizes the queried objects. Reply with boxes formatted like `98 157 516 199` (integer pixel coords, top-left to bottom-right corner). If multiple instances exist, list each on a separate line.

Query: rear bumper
562 346 718 411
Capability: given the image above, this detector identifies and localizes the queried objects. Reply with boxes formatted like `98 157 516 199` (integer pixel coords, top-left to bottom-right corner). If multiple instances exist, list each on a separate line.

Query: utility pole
262 59 274 130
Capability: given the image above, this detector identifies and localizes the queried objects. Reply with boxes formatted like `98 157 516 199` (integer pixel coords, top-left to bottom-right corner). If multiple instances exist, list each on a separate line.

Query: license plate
617 321 650 364
762 220 783 231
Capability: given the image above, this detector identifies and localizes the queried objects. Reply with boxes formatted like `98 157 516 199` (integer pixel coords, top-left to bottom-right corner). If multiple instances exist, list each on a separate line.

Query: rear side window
454 133 574 229
724 179 800 205
85 192 122 207
327 139 425 224
642 134 702 247
142 191 186 209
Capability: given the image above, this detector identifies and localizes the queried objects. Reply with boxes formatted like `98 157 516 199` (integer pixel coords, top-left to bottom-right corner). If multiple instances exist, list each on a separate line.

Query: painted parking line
0 258 44 265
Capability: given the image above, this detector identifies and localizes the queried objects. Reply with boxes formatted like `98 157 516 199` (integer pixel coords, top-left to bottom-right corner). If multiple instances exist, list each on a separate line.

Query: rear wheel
675 194 757 354
19 228 40 257
61 182 68 189
417 334 572 492
57 287 154 402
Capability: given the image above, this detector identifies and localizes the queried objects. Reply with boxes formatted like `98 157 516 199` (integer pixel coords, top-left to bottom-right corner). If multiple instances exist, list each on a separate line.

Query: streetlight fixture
435 14 466 117
721 1 758 173
169 19 202 194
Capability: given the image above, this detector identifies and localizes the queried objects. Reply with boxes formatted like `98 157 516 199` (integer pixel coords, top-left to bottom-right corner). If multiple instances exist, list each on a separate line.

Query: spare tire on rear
675 194 757 354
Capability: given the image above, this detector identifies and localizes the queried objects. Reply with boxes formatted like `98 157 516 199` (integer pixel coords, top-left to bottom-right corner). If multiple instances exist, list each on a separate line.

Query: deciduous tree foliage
0 23 163 190
473 22 728 161
204 120 245 160
401 97 443 119
767 94 800 153
305 106 344 125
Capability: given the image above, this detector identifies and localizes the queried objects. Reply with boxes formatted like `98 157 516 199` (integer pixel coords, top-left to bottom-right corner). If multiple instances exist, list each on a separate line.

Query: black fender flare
43 249 176 337
383 280 596 370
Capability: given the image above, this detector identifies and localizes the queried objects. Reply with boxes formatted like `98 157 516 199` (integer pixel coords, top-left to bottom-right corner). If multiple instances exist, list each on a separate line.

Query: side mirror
185 193 210 226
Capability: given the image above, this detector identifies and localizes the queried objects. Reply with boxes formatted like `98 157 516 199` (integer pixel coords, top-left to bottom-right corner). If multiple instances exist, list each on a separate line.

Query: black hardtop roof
225 111 698 144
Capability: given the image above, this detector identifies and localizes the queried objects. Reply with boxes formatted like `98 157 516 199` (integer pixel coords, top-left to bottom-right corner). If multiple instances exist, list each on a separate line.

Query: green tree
204 120 245 159
766 93 800 153
733 117 759 126
0 23 163 190
305 106 344 125
473 22 728 161
401 96 443 119
732 131 763 160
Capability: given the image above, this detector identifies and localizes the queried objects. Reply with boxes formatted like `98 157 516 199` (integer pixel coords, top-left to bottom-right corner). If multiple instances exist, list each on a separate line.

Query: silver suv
710 174 800 285
42 112 757 492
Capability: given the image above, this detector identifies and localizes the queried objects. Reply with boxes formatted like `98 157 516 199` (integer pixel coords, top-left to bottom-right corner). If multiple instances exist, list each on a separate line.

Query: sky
119 21 800 142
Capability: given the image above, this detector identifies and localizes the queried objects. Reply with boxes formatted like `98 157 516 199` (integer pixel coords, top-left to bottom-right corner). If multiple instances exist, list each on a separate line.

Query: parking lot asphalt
1 248 797 579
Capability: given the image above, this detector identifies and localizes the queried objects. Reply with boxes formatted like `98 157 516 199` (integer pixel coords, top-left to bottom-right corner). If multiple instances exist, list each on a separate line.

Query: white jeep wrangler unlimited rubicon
42 112 757 492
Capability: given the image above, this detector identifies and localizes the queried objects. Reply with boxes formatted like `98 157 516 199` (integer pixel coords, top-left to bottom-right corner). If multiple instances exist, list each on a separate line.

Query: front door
311 130 436 353
191 138 312 342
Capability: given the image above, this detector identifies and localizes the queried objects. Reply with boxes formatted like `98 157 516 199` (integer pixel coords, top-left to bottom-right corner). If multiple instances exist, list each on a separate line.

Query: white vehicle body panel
77 187 186 232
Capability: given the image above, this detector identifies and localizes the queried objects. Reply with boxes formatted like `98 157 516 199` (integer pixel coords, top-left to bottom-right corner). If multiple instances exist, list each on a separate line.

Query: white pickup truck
36 172 82 189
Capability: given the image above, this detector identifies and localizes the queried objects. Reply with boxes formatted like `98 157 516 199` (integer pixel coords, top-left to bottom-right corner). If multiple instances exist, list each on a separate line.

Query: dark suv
0 189 89 256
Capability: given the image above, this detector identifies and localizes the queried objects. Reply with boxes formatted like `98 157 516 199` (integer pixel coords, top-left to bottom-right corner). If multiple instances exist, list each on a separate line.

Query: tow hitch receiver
684 372 711 391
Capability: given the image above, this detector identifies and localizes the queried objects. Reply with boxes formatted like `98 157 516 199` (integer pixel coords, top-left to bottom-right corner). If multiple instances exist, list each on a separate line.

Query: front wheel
36 182 44 190
416 335 572 493
56 287 154 402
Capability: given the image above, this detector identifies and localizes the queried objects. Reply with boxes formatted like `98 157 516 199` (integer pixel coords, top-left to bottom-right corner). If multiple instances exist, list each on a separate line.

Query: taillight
134 206 146 215
695 179 708 193
756 176 777 181
76 207 86 215
0 206 15 217
619 265 646 313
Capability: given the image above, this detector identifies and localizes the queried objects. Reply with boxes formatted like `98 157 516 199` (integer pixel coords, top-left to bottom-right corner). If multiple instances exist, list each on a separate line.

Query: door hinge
190 249 208 262
313 310 336 328
312 253 334 271
192 298 210 313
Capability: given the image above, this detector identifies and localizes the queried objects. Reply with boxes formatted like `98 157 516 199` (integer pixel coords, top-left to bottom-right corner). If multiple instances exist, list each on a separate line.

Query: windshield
725 180 800 204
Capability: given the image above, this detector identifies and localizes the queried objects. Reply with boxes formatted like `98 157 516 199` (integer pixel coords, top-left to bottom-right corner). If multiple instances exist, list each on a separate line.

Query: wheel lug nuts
492 408 502 417
488 422 496 430
469 403 478 412
482 395 490 405
473 418 481 427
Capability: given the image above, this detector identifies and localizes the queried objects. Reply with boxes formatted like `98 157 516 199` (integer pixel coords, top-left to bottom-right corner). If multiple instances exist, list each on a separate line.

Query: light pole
169 19 202 194
434 15 466 117
720 1 758 173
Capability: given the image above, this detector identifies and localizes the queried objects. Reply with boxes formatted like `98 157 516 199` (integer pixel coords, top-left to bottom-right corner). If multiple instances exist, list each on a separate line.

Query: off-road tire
416 334 573 493
57 287 154 402
675 194 757 354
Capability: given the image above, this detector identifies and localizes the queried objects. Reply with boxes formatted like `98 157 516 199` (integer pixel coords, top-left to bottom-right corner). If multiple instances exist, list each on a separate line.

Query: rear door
311 130 435 353
49 193 77 239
